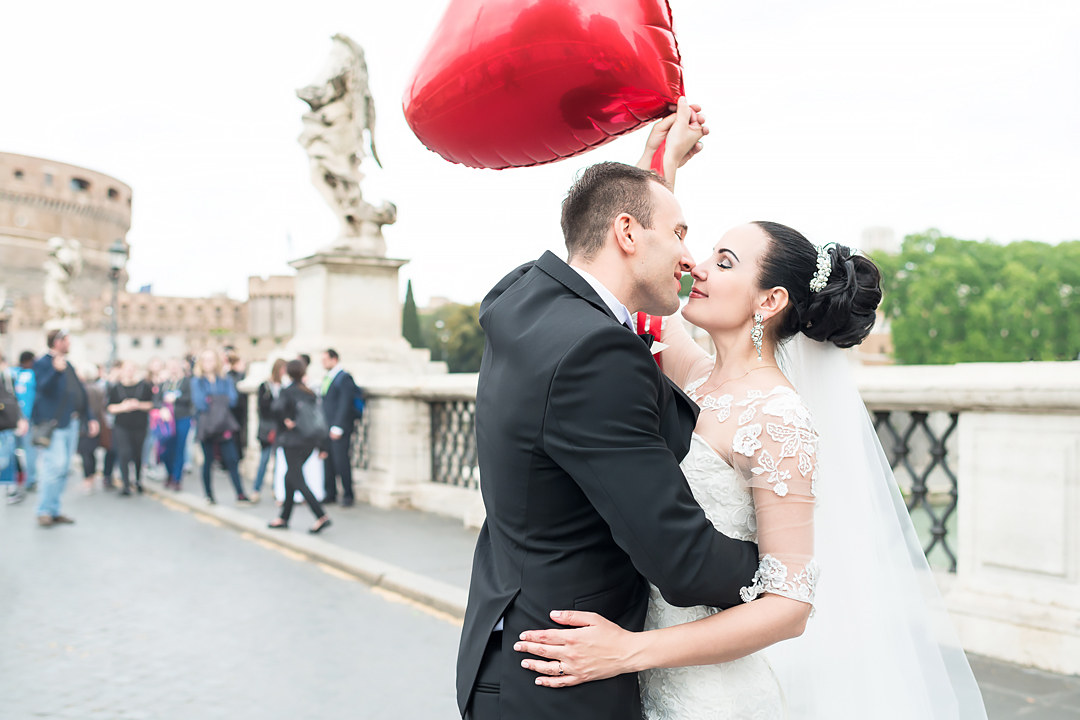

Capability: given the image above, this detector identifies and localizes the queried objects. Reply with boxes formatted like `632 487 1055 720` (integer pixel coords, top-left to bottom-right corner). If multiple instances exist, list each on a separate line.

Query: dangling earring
751 313 764 361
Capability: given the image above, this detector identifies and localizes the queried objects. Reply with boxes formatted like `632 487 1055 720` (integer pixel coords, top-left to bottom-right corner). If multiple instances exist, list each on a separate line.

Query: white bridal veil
771 336 987 718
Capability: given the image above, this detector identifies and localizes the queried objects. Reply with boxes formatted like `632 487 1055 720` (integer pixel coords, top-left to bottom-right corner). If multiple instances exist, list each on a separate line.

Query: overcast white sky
2 0 1077 306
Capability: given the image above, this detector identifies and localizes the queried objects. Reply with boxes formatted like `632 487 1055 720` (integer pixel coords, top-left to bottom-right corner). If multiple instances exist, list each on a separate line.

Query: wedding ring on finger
558 662 565 676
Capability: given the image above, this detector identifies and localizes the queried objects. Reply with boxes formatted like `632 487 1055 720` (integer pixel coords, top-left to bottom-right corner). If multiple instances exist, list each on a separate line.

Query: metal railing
349 412 371 472
430 399 479 489
349 385 965 571
871 410 960 572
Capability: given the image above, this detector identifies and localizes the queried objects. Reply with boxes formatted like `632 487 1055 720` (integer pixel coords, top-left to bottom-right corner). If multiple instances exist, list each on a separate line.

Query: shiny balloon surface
404 0 683 169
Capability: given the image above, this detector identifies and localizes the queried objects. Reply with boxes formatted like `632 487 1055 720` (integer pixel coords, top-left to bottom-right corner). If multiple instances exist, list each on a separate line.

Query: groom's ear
758 286 790 321
613 213 638 256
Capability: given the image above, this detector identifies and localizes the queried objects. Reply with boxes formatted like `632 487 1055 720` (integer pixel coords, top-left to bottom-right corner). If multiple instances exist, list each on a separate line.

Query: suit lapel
535 251 622 326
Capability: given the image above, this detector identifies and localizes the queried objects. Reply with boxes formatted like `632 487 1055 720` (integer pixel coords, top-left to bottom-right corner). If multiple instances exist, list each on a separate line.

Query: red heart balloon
404 0 683 169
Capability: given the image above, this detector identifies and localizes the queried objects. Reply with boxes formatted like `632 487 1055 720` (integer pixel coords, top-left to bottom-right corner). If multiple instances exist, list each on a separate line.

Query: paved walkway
1 475 461 719
11 466 1080 718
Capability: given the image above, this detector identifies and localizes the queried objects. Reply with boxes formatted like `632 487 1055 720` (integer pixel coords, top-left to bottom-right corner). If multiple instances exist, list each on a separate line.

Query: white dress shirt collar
570 265 634 329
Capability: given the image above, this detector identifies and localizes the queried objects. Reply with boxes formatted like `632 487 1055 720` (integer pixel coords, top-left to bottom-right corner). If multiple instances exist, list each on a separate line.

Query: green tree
873 230 1080 364
401 280 424 348
420 302 485 373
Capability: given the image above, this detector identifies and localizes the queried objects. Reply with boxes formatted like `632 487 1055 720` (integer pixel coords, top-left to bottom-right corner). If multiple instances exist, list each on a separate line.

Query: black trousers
113 424 146 492
466 631 502 720
78 436 98 478
280 445 325 523
323 432 352 502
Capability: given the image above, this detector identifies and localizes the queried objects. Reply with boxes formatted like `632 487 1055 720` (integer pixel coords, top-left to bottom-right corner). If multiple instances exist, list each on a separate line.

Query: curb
143 479 468 620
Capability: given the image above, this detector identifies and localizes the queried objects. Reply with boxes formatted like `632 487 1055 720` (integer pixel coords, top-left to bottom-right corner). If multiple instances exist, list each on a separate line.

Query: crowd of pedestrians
1 330 364 535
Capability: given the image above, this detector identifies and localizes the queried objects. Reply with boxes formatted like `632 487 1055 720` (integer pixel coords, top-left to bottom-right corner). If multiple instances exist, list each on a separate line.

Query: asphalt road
0 483 462 720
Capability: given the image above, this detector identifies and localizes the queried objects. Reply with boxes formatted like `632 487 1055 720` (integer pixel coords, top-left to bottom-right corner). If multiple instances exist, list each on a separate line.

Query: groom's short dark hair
561 162 664 261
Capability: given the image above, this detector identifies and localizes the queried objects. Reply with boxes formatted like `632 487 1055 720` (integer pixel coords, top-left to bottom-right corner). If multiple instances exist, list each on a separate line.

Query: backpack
351 385 366 419
0 372 20 432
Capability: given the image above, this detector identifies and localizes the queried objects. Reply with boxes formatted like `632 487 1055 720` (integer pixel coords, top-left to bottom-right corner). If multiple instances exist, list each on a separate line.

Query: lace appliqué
684 376 733 422
741 388 819 497
681 435 756 541
740 554 819 606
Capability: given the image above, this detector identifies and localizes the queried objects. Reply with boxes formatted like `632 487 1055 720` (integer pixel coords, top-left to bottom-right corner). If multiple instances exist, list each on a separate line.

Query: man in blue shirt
8 350 37 503
32 330 97 526
1 350 29 489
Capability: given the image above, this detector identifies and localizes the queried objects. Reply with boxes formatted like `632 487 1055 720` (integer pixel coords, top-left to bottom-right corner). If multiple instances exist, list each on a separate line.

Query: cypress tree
402 279 424 348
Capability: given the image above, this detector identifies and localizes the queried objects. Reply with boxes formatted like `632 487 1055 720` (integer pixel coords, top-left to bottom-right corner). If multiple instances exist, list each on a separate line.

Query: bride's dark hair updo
753 221 883 349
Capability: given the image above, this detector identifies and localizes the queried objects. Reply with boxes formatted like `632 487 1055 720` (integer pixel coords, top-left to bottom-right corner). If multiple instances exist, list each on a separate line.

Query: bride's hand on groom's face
514 610 641 688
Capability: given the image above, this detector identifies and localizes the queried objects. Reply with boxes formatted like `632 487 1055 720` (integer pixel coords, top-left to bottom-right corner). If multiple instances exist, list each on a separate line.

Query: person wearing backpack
319 348 358 507
191 349 251 506
268 359 330 533
0 349 30 491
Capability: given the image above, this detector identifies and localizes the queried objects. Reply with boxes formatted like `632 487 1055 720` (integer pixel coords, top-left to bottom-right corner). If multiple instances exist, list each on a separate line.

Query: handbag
150 405 176 441
0 373 19 432
295 396 328 443
31 421 56 448
257 417 277 445
197 395 241 443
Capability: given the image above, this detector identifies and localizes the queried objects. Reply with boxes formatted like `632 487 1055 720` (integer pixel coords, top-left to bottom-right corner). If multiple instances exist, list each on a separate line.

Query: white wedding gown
640 381 819 720
640 317 989 719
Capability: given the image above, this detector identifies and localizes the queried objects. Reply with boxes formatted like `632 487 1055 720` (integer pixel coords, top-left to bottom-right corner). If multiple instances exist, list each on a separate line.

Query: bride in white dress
514 114 987 718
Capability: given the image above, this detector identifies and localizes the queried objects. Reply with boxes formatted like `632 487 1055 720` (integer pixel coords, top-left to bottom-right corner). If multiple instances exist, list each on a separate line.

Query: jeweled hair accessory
809 245 832 293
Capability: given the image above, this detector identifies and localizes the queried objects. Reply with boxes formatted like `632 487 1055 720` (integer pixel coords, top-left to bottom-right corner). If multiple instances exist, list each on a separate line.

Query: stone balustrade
244 361 1080 675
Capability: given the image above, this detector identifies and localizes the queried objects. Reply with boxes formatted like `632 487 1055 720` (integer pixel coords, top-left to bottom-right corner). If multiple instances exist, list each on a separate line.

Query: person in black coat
318 348 358 506
105 361 153 496
252 358 287 501
267 360 331 533
456 157 759 717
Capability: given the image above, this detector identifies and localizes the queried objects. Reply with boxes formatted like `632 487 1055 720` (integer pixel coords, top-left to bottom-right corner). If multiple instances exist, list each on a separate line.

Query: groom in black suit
457 161 759 719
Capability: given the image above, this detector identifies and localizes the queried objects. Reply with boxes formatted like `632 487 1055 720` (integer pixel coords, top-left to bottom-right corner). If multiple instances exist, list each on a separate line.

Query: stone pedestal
282 249 447 508
355 393 432 508
286 250 446 379
947 410 1080 676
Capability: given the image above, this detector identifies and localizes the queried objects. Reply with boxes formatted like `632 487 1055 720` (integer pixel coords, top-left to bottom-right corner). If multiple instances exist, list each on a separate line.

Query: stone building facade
0 152 132 300
0 151 262 366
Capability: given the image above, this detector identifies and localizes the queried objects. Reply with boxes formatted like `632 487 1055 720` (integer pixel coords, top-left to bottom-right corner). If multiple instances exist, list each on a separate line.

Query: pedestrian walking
267 359 330 533
142 357 166 476
253 358 286 503
191 349 251 505
31 329 98 527
0 351 30 491
319 348 359 506
160 358 193 490
78 366 105 490
100 361 123 490
7 350 36 504
224 348 248 461
105 361 153 496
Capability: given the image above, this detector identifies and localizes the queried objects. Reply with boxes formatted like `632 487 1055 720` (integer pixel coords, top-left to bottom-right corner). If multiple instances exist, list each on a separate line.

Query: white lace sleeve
730 388 819 607
655 312 711 389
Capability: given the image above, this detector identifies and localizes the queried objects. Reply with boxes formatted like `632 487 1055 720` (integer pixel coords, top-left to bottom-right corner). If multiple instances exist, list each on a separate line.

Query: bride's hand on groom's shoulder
514 610 642 688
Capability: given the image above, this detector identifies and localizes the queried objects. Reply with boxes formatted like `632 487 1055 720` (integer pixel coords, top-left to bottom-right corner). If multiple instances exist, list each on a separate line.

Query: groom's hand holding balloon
636 97 710 185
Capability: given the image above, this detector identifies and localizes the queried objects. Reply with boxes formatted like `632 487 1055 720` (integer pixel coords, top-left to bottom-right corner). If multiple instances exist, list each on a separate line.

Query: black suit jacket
456 252 759 719
321 367 357 434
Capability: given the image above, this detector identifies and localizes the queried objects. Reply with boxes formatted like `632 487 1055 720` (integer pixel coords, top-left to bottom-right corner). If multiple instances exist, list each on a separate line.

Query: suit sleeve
332 373 357 430
543 326 759 609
